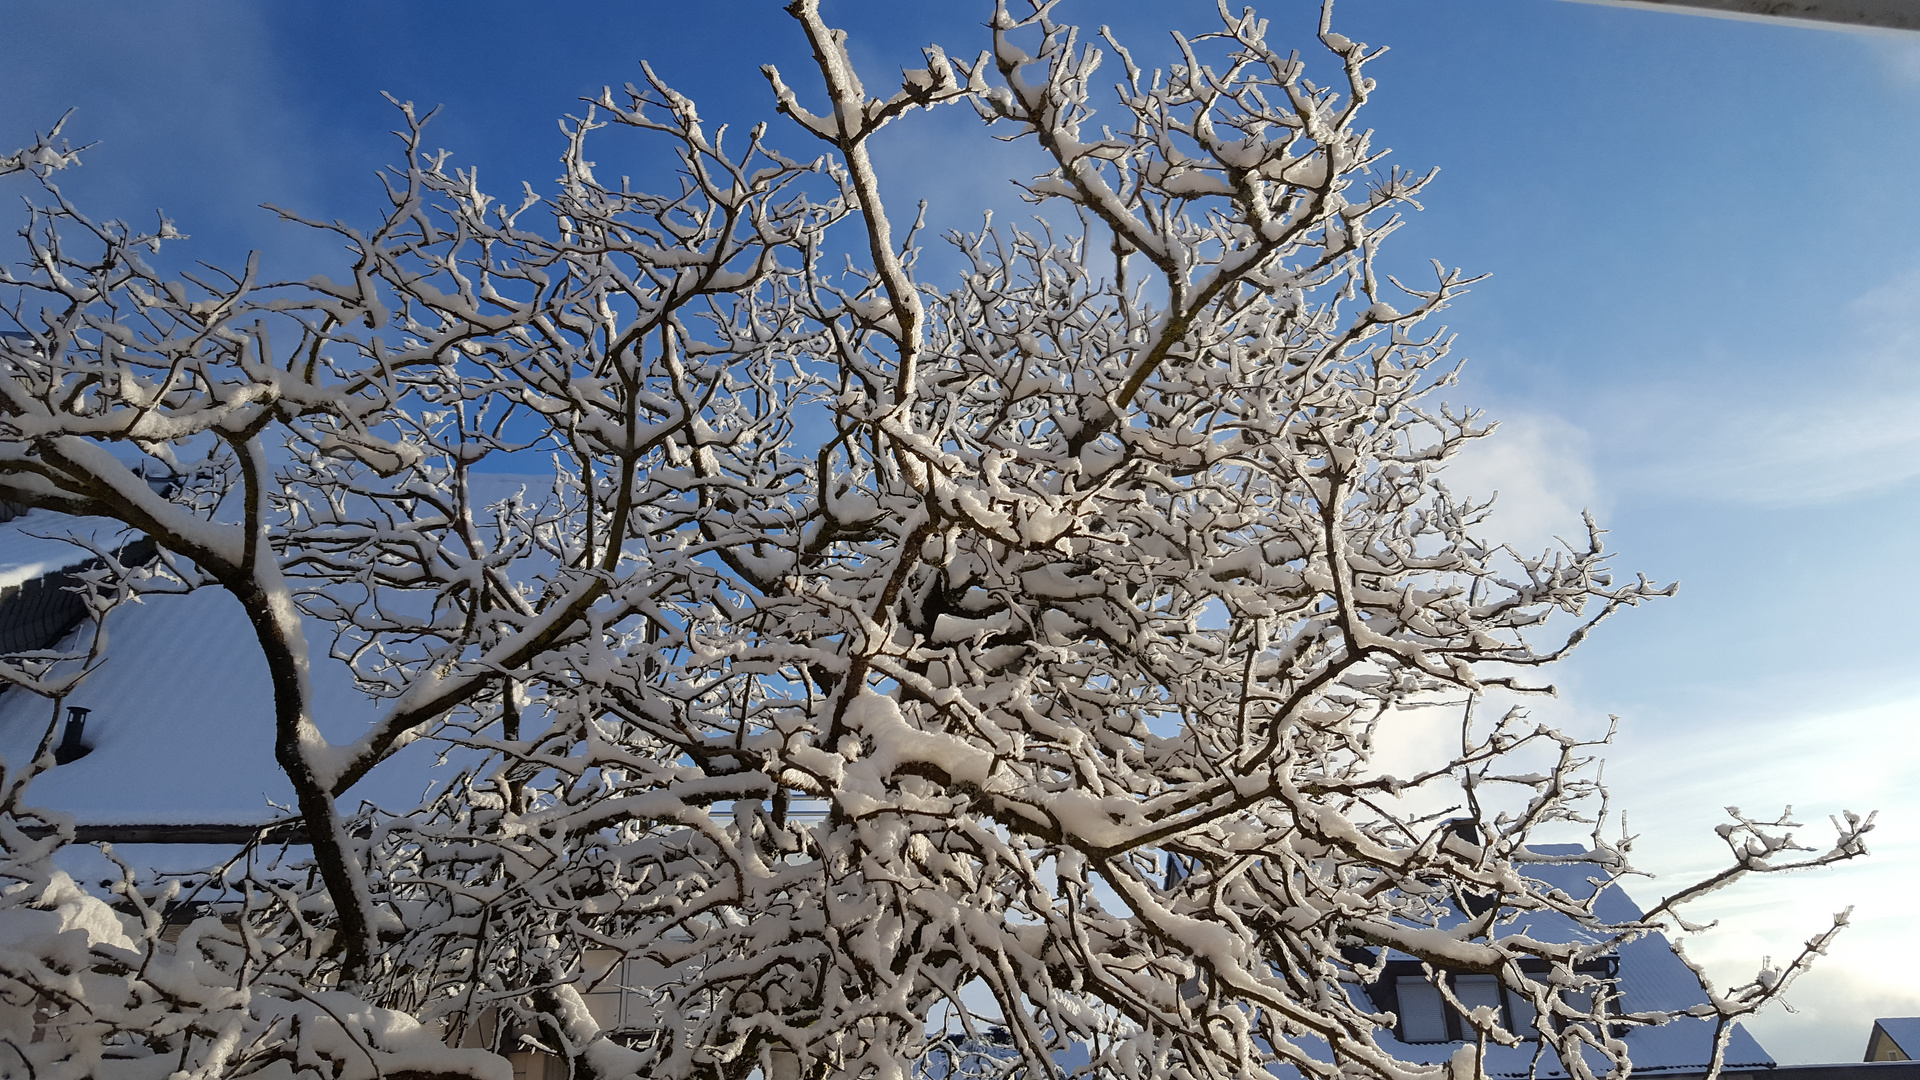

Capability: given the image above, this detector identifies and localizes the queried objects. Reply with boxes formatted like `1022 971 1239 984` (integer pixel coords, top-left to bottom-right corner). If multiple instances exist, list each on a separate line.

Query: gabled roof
1359 847 1773 1077
0 477 556 837
0 504 1796 1072
1872 1019 1920 1061
0 508 125 588
0 556 454 849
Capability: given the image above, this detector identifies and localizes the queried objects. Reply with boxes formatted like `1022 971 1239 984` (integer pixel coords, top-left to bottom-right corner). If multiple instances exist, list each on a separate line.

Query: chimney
53 706 92 765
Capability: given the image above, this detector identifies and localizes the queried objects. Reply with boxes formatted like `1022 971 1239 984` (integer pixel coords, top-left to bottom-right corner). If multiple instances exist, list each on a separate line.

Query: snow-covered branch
0 4 1868 1078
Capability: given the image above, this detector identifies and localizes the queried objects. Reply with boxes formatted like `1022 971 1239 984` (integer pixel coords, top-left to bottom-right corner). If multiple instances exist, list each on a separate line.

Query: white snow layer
0 585 450 825
0 509 134 589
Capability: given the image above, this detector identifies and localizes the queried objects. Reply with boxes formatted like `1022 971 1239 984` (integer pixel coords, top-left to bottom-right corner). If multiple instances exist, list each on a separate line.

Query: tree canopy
0 3 1870 1079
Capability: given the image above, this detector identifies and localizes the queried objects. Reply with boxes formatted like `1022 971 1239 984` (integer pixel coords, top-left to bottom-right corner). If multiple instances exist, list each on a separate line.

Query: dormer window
0 561 90 659
1381 959 1617 1043
1394 973 1517 1042
1394 975 1451 1042
1455 974 1506 1028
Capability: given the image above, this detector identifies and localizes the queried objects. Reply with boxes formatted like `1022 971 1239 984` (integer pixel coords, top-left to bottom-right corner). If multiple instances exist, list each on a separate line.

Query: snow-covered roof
0 501 1783 1072
1357 846 1773 1076
0 579 453 831
0 491 546 880
0 477 557 833
0 508 132 589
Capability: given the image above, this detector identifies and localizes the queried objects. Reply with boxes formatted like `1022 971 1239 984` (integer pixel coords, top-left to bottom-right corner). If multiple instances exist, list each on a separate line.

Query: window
1393 974 1510 1043
1512 980 1609 1037
1507 988 1538 1034
1394 977 1450 1042
1382 963 1618 1043
1454 974 1504 1022
582 955 649 1031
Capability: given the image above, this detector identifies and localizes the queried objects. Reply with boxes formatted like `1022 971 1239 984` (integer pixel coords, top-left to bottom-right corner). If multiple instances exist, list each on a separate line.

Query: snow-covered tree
0 3 1871 1079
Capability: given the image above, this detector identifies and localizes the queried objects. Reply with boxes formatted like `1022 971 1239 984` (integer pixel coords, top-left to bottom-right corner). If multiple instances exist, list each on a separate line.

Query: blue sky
5 0 1919 1064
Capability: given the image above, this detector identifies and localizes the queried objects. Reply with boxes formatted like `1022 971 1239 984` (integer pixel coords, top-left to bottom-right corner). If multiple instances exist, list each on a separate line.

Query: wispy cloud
1867 31 1920 86
1730 951 1920 1065
1584 689 1920 1063
1372 668 1920 1065
1609 263 1920 506
1362 679 1920 1065
0 1 351 277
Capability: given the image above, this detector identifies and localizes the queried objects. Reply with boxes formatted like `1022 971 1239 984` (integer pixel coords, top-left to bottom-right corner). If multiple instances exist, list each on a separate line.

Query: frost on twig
0 3 1867 1078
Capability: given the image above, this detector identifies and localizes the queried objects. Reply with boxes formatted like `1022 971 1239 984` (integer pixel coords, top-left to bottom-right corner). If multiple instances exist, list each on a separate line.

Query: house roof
0 488 554 878
0 508 127 588
0 561 457 881
0 474 558 829
1877 1020 1920 1058
1360 847 1774 1077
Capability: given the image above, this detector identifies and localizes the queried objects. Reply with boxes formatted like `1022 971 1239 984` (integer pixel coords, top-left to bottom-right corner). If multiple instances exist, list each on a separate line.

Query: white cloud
1362 679 1920 1065
1743 960 1920 1065
1379 674 1920 1063
1359 690 1626 848
1849 262 1920 334
1439 411 1607 556
1639 861 1920 1064
1362 678 1920 1065
1631 393 1920 505
1592 692 1920 1062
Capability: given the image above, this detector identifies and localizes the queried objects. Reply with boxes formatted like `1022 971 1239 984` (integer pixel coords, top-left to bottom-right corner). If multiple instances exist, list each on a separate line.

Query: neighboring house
1 506 1916 1075
925 847 1815 1080
1323 846 1776 1078
0 506 439 873
1869 1020 1920 1062
0 504 129 661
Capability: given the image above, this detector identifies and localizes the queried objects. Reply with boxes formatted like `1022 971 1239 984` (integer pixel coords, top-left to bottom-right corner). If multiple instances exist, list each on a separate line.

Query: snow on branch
0 3 1866 1078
